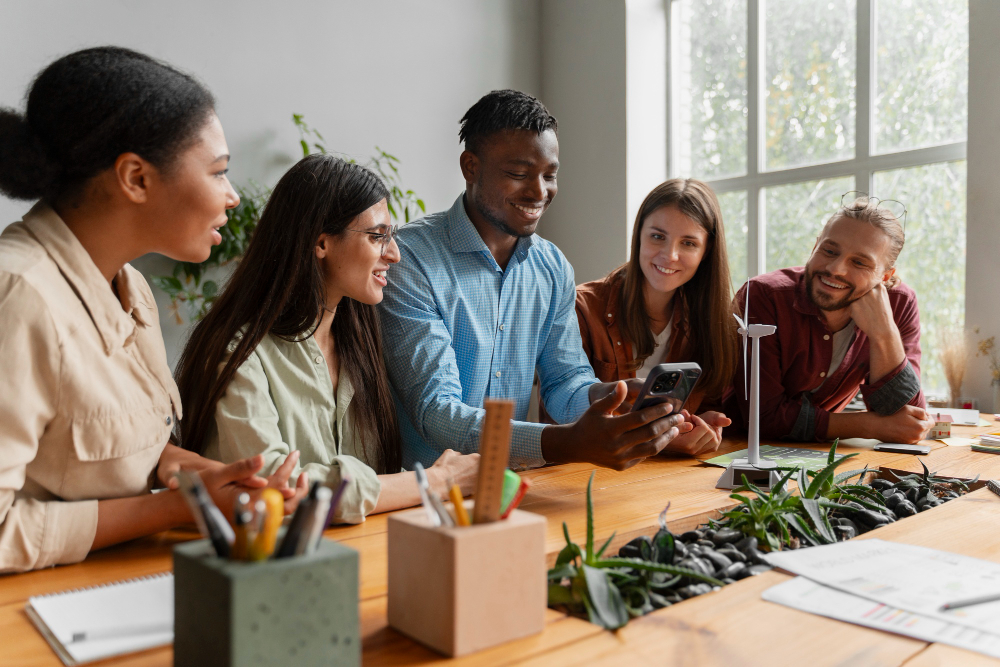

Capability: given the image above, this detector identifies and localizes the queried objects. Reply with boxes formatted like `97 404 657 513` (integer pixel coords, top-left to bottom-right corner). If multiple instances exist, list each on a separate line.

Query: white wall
0 0 541 366
964 0 1000 411
539 0 628 285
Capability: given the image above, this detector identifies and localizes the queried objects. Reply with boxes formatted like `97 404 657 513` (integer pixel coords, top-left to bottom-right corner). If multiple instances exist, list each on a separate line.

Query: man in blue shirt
379 90 684 470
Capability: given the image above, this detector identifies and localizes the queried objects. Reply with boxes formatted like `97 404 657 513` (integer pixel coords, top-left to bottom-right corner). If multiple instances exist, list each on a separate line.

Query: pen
448 480 470 526
68 622 173 644
940 591 1000 611
276 481 320 558
413 462 442 527
231 492 252 561
303 485 332 555
323 475 350 528
174 470 234 557
249 488 284 561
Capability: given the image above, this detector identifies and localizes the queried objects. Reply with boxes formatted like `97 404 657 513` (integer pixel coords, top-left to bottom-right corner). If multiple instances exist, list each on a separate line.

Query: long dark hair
614 178 737 402
0 46 214 204
176 154 401 474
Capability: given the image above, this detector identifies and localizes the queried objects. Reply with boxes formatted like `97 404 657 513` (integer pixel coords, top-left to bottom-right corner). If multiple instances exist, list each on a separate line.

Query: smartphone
631 362 702 413
873 443 931 455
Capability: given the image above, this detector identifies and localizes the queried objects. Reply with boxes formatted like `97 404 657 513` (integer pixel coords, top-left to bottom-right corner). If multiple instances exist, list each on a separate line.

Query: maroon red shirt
722 267 925 441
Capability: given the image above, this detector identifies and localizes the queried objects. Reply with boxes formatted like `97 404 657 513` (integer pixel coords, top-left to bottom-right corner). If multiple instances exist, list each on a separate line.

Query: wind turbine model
716 281 782 490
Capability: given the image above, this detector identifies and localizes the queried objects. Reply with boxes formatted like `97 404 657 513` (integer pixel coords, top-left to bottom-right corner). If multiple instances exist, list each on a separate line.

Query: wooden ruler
472 399 514 524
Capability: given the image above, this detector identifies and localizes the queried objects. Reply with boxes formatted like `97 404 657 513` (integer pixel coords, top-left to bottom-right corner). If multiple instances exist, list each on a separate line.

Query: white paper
765 540 1000 636
763 577 1000 659
927 408 981 426
27 573 173 665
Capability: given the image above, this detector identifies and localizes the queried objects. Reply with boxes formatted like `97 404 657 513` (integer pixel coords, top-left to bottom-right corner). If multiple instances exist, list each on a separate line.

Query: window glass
765 0 856 170
764 176 854 272
874 0 968 154
874 161 967 393
672 0 748 179
718 190 748 289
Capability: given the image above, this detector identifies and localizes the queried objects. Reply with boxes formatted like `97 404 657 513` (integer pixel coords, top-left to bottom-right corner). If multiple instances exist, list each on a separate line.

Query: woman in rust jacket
575 179 738 456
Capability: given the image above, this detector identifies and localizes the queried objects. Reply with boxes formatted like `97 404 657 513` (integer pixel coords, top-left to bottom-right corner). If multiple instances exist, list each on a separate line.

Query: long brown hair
175 154 401 474
613 178 737 402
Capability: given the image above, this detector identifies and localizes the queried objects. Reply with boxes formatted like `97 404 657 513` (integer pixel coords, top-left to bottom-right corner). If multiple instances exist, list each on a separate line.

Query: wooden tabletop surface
4 417 1000 666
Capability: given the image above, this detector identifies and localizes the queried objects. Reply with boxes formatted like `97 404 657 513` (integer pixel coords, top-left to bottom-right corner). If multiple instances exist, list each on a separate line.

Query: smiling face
316 198 400 307
145 113 240 262
461 128 559 238
638 205 709 298
805 215 894 311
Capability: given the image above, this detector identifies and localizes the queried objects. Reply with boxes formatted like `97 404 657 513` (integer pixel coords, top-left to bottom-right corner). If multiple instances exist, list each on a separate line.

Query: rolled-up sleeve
324 456 380 525
0 277 98 572
860 292 925 413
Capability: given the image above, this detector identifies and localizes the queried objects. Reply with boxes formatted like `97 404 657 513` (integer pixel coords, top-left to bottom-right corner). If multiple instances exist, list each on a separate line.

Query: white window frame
666 0 968 279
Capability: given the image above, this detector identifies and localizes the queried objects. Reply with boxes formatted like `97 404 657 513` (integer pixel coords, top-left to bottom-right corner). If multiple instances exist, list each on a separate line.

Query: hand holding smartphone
631 362 702 414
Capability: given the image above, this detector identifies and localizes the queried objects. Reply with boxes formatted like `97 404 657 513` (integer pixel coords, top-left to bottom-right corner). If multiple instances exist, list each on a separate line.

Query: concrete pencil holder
173 537 359 667
387 503 547 657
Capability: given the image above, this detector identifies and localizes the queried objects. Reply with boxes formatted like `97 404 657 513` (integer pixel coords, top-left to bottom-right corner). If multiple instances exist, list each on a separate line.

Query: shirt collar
446 193 536 264
22 202 151 354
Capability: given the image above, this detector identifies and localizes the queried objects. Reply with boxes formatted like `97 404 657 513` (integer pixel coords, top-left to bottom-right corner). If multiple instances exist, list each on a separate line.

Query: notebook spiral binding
29 572 172 600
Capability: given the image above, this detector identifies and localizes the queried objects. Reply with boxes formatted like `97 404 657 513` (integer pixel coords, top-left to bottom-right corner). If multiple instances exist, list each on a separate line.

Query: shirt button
499 324 504 331
314 355 323 364
165 416 172 426
820 371 827 378
823 334 830 341
607 313 612 318
495 371 502 378
616 341 621 346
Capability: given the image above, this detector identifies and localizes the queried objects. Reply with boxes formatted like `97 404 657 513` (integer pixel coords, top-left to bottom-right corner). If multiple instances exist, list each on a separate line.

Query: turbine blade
744 279 751 325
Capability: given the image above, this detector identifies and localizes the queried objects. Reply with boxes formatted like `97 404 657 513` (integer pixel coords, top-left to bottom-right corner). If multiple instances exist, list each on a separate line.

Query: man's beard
806 268 861 311
473 182 537 239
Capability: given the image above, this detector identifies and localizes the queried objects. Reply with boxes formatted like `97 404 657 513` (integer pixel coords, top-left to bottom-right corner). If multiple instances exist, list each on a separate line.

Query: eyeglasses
840 191 908 231
345 224 398 257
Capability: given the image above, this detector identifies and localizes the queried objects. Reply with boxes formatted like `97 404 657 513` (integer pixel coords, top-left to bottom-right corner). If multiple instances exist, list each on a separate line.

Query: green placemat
705 445 832 472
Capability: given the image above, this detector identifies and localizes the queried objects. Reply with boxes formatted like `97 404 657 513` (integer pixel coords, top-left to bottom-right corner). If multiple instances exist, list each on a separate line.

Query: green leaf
201 280 218 299
547 563 576 582
417 198 426 212
595 558 724 587
828 438 840 465
595 531 617 559
581 565 630 630
800 498 836 542
300 139 309 157
548 582 577 606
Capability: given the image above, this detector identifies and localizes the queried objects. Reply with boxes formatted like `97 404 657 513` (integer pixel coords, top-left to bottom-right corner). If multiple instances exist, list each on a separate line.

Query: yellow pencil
449 482 471 526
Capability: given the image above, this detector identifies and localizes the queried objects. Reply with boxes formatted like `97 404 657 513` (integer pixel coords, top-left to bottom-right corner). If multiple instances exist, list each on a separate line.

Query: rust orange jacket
574 273 708 416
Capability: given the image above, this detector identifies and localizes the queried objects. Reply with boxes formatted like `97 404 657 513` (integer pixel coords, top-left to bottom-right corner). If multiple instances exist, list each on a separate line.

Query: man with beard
379 90 687 470
722 196 933 443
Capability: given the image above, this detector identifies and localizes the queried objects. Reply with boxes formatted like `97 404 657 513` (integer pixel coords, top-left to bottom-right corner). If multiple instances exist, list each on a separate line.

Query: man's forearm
867 323 906 384
826 411 874 440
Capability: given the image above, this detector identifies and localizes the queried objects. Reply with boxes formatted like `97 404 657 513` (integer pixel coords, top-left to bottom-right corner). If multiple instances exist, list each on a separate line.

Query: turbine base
715 459 781 490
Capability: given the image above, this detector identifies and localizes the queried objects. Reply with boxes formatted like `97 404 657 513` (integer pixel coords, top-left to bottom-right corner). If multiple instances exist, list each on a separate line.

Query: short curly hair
458 89 557 155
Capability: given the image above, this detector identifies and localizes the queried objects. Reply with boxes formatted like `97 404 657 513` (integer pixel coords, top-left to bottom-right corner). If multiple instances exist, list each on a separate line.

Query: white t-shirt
635 321 673 379
811 322 856 393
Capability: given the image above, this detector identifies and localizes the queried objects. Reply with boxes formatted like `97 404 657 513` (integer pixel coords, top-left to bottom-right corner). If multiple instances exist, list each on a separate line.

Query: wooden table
4 418 1000 666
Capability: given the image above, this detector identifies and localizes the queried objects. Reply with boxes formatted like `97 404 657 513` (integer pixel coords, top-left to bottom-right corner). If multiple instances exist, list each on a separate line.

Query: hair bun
0 108 58 200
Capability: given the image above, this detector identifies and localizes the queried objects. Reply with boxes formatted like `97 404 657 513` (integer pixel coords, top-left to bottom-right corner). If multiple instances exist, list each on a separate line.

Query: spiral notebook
25 572 173 666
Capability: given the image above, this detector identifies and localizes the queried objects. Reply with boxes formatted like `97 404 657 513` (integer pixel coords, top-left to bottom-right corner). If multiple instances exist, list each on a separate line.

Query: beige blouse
0 204 180 573
204 333 382 524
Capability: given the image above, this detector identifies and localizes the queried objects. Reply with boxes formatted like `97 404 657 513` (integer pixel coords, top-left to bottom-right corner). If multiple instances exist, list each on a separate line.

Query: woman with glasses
176 154 479 524
571 178 738 456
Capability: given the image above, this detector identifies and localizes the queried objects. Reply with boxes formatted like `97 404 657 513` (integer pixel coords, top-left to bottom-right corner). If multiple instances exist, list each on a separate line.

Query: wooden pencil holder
172 537 359 667
387 504 547 657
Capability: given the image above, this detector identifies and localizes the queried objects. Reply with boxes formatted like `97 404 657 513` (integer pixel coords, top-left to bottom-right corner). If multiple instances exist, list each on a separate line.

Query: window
668 0 968 393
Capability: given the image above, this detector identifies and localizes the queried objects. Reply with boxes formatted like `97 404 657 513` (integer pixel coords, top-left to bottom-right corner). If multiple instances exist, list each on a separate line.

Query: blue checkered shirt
378 194 597 469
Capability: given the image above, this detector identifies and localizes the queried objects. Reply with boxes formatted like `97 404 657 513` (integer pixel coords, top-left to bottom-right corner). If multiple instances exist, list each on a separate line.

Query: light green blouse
204 333 381 524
